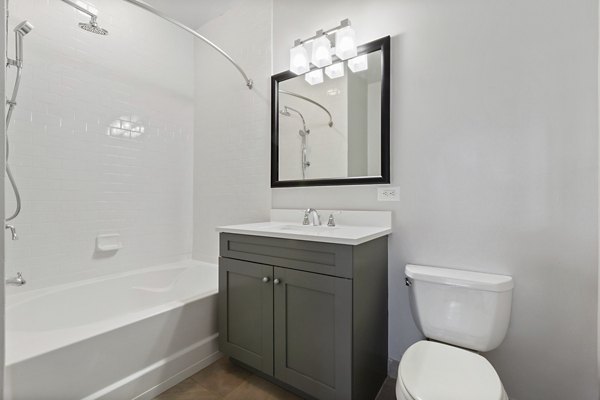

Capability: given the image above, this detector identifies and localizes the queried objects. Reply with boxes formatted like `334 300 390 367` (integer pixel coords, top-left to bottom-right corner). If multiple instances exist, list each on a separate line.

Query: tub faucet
5 225 17 240
303 208 321 226
6 272 26 287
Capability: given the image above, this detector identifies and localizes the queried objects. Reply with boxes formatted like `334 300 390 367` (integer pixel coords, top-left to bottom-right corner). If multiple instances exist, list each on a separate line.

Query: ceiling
143 0 243 29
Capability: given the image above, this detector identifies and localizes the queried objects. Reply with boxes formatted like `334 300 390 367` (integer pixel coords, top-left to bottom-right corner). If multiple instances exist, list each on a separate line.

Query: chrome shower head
280 108 291 117
14 21 34 36
79 16 108 35
60 0 108 35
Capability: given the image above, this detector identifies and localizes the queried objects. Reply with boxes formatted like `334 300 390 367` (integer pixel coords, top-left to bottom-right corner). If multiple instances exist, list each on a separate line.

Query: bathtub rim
5 259 218 366
6 259 217 309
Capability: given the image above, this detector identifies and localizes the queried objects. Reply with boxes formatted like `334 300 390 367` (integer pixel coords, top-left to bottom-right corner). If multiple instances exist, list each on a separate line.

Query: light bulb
311 35 332 68
348 54 368 73
325 62 345 79
335 26 357 60
289 44 310 75
305 69 324 85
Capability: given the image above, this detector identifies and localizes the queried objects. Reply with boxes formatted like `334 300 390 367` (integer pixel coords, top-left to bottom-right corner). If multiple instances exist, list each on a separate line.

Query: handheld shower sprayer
9 21 34 68
5 20 33 223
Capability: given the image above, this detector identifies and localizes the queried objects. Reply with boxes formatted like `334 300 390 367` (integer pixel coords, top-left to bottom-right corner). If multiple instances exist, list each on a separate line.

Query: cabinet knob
262 277 270 283
273 278 281 285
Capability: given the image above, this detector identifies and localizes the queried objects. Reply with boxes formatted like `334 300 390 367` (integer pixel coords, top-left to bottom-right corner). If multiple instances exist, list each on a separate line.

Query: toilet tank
405 264 513 352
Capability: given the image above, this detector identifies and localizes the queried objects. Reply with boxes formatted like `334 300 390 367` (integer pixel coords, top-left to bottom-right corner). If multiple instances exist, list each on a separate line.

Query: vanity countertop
216 209 392 245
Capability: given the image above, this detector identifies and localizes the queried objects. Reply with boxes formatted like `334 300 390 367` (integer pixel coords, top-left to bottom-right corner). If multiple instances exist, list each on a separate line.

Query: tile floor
154 357 397 400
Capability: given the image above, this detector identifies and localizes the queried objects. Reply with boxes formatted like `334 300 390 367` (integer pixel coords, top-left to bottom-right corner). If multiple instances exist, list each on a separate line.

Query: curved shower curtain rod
122 0 253 89
62 0 253 89
279 90 333 127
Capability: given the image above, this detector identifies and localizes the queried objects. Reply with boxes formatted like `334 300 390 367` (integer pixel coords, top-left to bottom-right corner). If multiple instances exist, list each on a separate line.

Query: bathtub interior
5 260 218 367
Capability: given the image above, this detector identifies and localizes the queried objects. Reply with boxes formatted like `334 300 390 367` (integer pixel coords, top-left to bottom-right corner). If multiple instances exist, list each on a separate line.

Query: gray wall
272 0 599 399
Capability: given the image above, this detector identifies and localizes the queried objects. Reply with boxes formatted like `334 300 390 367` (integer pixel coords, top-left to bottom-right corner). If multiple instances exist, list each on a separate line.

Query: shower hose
5 64 23 222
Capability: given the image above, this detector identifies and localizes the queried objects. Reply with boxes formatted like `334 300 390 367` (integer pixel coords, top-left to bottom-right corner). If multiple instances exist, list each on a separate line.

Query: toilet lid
399 341 504 400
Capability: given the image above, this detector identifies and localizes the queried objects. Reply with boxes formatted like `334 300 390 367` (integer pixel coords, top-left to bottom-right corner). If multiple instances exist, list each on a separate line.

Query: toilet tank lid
405 264 513 292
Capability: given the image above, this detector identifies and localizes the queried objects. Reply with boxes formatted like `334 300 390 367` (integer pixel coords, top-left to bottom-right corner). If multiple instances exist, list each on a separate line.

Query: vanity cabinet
218 233 388 400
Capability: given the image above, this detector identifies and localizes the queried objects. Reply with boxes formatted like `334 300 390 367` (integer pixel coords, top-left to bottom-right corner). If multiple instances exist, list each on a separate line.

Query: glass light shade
305 69 324 85
311 35 333 68
289 44 310 75
325 62 345 79
348 54 368 73
335 26 357 60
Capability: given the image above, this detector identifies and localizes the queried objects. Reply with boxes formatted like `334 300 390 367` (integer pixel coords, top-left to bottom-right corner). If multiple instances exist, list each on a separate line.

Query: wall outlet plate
377 187 400 201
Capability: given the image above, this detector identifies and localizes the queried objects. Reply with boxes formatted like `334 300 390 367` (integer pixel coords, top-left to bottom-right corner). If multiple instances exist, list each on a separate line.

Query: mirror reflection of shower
280 106 311 179
280 89 334 127
278 91 335 180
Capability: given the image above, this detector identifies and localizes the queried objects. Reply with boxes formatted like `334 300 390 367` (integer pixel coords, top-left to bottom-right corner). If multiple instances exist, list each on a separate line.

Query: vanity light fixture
311 34 332 68
305 69 324 85
348 54 368 73
325 62 345 79
289 19 357 82
289 43 310 75
335 25 357 60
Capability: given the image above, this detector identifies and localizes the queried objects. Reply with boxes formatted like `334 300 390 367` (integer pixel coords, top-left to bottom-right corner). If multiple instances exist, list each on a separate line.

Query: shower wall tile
192 0 272 263
6 0 195 291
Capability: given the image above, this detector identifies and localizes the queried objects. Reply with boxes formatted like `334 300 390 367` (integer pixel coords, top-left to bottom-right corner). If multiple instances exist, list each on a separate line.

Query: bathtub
4 260 220 400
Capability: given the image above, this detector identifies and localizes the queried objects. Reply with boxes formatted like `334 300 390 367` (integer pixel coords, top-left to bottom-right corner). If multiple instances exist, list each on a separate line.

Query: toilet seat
396 341 508 400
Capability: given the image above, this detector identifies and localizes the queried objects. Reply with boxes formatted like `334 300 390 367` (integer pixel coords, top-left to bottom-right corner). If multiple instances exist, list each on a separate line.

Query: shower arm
119 0 253 89
279 90 333 127
60 0 96 18
281 106 308 133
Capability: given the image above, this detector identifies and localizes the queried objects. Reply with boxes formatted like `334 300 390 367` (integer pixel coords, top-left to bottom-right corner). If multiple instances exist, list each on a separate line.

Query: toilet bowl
395 341 508 400
397 264 514 400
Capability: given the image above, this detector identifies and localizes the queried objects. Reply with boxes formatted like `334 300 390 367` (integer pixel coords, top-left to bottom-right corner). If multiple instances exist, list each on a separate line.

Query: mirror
271 36 390 187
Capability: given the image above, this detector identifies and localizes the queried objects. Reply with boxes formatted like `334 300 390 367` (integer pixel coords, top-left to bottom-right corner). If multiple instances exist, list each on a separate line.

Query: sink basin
216 209 392 245
277 224 340 233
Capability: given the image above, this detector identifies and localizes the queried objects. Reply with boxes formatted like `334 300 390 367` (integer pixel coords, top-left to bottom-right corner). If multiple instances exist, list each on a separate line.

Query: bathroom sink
216 209 392 245
276 224 340 233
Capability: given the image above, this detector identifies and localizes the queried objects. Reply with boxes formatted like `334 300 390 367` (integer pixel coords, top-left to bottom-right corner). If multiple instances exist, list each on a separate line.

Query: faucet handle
327 214 336 227
303 211 310 225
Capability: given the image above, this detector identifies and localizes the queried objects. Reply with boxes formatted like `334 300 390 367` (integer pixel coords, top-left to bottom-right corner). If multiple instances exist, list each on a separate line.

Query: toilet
396 264 514 400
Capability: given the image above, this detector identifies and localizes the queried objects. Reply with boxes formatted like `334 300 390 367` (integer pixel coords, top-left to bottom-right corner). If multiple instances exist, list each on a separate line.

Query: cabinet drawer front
220 233 353 278
218 258 274 375
274 267 352 400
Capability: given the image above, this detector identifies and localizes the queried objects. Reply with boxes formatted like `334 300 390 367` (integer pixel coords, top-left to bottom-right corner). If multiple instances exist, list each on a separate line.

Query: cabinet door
219 258 274 375
274 267 352 400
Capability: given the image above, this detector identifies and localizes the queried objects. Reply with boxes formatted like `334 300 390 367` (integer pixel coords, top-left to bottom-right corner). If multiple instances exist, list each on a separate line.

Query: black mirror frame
271 35 391 188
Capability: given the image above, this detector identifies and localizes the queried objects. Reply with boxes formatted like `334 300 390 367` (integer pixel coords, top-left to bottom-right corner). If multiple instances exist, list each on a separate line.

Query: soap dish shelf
96 234 123 252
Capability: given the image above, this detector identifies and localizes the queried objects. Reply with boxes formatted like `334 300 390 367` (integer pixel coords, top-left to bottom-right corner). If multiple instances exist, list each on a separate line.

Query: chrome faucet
303 208 321 226
5 225 17 240
6 272 26 286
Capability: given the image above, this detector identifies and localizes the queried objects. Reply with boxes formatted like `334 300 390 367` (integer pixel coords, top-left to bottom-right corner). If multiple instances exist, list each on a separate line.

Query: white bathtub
4 260 220 400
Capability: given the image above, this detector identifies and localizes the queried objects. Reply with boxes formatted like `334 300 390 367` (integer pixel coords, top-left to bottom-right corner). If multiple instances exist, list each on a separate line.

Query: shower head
14 21 34 36
280 108 291 117
60 0 109 35
79 18 109 35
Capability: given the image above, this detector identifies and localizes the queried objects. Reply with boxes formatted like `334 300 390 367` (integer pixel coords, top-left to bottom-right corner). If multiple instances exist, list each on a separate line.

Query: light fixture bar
294 19 351 47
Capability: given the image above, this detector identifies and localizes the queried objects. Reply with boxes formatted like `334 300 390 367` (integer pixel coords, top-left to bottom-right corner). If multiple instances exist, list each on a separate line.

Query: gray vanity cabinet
273 266 352 400
218 233 388 400
218 258 273 375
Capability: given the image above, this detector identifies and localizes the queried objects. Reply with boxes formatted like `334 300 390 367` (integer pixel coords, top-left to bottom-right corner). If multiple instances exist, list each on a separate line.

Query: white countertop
216 209 392 245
